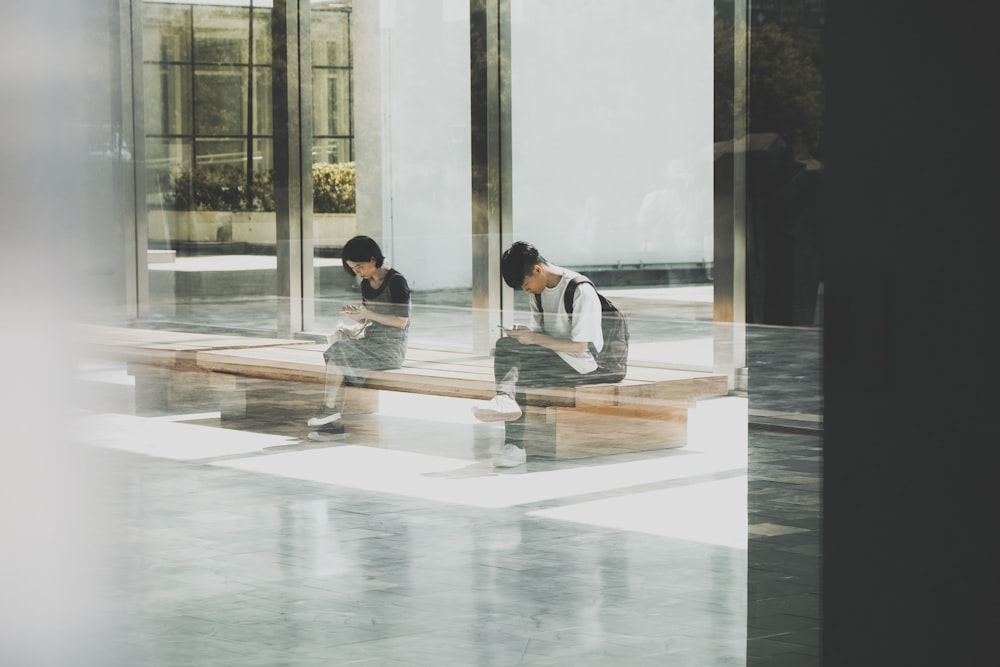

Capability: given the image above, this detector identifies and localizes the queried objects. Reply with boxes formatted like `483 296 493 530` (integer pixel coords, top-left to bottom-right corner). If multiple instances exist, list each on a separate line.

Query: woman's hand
341 304 367 322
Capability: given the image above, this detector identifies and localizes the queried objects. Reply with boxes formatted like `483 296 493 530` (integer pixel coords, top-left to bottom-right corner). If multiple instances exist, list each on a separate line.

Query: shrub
167 165 274 212
165 161 355 214
312 161 356 214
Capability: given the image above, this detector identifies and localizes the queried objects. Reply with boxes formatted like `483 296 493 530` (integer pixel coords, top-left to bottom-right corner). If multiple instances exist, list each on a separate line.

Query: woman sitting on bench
307 235 410 440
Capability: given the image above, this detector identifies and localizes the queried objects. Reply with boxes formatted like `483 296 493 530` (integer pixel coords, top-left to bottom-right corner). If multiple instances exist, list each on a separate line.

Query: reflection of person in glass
637 158 698 259
471 241 610 467
307 236 410 440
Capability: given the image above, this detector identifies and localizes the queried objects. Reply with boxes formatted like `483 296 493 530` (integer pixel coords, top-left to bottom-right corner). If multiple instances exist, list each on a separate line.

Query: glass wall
315 0 475 350
135 1 734 361
508 0 717 370
76 0 833 660
310 2 358 329
138 0 475 345
142 0 278 332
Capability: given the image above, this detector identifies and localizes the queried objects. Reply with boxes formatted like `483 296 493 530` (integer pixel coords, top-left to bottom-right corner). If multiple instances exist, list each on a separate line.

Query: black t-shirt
361 268 410 324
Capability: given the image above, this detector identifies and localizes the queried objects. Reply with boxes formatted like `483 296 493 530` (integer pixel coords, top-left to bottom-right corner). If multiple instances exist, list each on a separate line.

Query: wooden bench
75 324 312 413
78 324 730 458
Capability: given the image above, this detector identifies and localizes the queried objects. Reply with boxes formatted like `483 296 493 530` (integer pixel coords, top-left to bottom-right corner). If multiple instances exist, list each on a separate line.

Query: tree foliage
749 23 824 156
715 17 824 157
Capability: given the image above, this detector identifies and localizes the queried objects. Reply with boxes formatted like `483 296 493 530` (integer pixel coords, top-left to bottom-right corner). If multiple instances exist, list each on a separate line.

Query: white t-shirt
529 268 603 374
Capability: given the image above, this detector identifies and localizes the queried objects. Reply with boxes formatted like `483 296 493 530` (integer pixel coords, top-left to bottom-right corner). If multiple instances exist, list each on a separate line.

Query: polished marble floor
64 287 821 666
74 378 750 666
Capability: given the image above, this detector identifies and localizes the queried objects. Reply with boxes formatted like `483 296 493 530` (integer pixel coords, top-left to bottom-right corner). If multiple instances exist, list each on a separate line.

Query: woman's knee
324 340 355 365
323 344 339 364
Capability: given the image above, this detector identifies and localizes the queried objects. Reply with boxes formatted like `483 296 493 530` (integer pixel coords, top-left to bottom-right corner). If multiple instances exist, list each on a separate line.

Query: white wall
354 0 714 288
354 0 473 291
510 0 714 267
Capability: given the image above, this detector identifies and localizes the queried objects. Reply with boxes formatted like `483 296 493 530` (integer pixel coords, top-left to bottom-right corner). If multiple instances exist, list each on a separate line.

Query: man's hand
504 324 533 343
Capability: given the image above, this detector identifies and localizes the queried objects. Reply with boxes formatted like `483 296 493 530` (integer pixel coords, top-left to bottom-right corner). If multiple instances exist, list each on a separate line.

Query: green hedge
166 162 355 214
312 162 356 214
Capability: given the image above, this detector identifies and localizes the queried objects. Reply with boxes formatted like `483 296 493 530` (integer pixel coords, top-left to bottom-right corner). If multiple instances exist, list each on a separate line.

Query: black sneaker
307 422 346 441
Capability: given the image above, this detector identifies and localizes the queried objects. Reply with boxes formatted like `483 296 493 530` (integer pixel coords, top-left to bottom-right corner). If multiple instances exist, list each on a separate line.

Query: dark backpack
534 276 630 381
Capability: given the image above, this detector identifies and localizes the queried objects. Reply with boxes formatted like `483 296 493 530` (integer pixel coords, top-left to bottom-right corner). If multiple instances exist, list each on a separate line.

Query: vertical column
470 0 507 354
713 2 748 389
123 0 147 318
352 0 387 241
272 0 314 335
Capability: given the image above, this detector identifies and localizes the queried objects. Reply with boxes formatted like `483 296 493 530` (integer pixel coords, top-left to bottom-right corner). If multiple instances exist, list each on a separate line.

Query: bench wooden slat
83 325 735 456
86 326 731 439
193 345 723 408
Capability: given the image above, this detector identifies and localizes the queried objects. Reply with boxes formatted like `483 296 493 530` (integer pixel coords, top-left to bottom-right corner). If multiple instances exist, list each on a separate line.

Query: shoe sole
307 430 346 442
492 458 526 467
472 408 522 422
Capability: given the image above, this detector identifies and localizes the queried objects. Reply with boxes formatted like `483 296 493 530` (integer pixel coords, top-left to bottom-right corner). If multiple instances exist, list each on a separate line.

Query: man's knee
494 336 521 353
493 335 524 362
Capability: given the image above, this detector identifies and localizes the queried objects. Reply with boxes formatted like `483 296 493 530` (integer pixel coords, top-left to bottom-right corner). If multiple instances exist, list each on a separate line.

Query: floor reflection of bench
79 325 730 457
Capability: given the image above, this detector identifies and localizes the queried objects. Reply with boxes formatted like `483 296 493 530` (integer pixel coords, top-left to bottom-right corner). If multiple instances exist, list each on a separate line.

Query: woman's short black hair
500 241 547 289
341 235 385 275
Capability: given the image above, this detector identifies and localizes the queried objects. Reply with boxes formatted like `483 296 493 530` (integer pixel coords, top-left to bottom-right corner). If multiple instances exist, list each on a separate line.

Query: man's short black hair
341 235 385 275
501 241 547 289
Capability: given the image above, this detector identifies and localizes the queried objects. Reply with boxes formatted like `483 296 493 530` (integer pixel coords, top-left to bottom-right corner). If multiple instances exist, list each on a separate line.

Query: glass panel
252 8 272 65
194 67 248 136
145 138 192 212
250 137 274 213
196 138 246 170
193 5 250 64
312 69 351 137
312 138 351 166
141 0 276 334
143 64 191 136
142 3 190 62
509 0 716 370
252 66 273 135
311 9 350 67
311 1 474 352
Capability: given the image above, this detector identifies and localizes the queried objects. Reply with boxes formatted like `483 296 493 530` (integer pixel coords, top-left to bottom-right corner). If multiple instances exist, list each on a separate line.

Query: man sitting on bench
472 241 614 467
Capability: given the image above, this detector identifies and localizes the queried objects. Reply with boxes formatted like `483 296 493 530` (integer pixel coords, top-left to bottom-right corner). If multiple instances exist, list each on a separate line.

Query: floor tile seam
758 470 821 480
749 407 823 420
748 420 823 435
509 466 749 514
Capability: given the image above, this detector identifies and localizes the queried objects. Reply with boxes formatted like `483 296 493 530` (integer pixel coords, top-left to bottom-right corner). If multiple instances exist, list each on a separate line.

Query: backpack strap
534 276 601 360
563 276 594 316
533 275 591 319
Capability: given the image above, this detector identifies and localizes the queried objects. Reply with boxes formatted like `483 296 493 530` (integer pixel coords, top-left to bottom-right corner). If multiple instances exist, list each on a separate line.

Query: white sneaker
472 394 522 422
307 406 342 427
492 443 526 467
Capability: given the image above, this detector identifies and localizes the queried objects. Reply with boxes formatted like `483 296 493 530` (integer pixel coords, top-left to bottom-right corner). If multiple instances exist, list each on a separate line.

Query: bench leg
525 404 689 459
130 366 216 416
215 378 380 422
344 386 380 415
131 367 169 414
219 387 249 420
